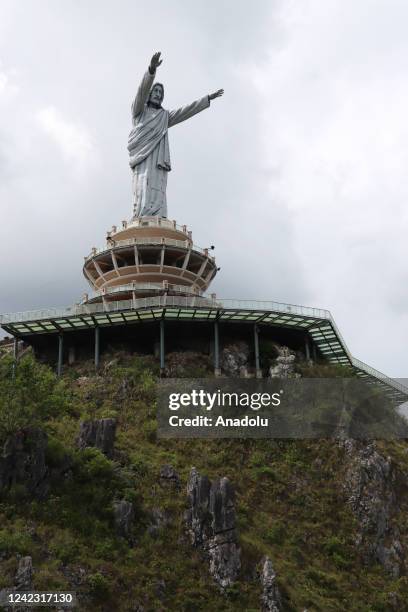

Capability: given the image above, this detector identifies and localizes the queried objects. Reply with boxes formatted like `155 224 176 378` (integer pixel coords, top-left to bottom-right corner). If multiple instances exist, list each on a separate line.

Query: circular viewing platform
82 217 218 303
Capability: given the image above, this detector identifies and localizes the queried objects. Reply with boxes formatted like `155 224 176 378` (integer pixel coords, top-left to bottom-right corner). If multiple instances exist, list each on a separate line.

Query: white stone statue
128 52 223 218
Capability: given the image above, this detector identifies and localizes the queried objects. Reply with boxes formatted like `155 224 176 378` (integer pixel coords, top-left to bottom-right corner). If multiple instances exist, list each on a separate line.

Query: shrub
87 572 111 600
265 524 286 545
0 528 33 556
46 436 69 468
248 450 266 468
322 536 351 569
49 529 81 564
79 448 115 480
253 466 276 479
142 420 157 442
0 355 69 442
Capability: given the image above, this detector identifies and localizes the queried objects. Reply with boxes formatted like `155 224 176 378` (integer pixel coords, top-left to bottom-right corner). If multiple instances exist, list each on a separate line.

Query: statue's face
149 84 164 106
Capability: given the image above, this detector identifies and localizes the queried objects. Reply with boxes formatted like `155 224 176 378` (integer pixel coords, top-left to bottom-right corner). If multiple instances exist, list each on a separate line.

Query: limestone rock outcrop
220 342 250 377
0 428 48 499
0 556 33 605
260 556 282 612
186 467 240 589
15 556 33 590
269 345 298 378
147 507 170 538
342 439 404 577
77 418 117 458
159 464 181 489
113 500 134 541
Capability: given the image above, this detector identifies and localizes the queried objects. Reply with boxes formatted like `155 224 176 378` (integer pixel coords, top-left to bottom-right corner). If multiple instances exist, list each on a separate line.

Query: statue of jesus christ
128 52 224 218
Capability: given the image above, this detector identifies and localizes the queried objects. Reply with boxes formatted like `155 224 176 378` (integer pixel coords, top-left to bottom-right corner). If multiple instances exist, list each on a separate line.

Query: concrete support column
312 343 317 361
57 333 64 377
68 347 76 365
160 319 165 375
12 337 18 379
214 320 221 377
254 324 262 378
305 337 311 361
95 326 100 371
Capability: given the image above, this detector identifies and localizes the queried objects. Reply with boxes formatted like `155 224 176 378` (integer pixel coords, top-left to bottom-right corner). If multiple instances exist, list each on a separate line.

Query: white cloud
0 72 8 93
36 106 97 173
0 64 19 99
248 0 408 374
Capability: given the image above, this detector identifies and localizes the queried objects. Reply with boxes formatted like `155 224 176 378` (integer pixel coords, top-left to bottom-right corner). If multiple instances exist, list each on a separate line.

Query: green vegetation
0 351 408 610
0 354 69 443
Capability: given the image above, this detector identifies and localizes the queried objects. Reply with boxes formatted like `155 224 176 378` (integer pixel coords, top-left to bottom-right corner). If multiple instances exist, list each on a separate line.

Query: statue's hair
148 82 164 104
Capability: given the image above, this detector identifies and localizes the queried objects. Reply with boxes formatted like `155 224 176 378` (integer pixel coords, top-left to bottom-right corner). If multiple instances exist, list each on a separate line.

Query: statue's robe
128 69 210 218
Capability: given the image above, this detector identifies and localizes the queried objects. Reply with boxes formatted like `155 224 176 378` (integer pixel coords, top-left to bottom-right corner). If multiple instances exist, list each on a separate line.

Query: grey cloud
0 0 406 377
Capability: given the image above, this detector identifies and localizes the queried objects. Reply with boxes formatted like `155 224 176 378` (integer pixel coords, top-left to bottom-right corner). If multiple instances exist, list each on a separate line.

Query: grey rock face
77 418 117 458
113 500 134 540
159 464 181 489
269 345 298 379
208 535 241 591
0 429 48 498
186 467 240 589
220 342 250 377
0 557 34 608
15 556 33 590
186 467 212 546
260 556 282 612
210 477 236 534
342 439 404 577
147 507 170 538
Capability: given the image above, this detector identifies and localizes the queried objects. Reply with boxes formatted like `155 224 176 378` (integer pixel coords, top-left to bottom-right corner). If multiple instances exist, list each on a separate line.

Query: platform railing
116 217 186 234
351 357 408 395
84 236 209 261
84 282 204 302
0 297 332 324
2 297 408 398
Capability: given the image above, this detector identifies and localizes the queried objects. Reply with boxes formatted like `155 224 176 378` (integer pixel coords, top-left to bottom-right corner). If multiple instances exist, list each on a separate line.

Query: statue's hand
209 89 224 101
149 52 163 73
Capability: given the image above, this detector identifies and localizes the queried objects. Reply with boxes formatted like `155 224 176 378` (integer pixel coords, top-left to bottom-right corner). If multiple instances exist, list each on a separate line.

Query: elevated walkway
1 297 407 405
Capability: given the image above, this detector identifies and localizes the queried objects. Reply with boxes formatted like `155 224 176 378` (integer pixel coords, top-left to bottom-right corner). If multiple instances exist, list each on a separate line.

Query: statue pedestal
82 216 218 305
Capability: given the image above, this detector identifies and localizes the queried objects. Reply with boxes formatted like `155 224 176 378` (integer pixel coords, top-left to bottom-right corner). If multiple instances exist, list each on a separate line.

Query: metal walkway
1 296 407 404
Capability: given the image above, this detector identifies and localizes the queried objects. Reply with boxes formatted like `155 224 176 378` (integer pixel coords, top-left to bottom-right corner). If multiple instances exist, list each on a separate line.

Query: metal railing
351 356 408 395
0 297 332 324
84 282 204 302
111 216 188 235
86 237 213 261
86 216 214 261
85 236 207 262
2 296 407 398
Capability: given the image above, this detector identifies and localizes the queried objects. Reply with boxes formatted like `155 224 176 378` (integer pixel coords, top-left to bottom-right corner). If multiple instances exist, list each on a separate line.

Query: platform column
12 337 18 378
214 320 221 377
57 333 64 377
254 324 262 378
95 326 100 371
305 337 311 361
160 319 165 375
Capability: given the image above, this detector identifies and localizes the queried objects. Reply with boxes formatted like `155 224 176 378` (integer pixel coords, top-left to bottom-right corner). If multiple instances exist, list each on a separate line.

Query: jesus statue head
148 83 164 108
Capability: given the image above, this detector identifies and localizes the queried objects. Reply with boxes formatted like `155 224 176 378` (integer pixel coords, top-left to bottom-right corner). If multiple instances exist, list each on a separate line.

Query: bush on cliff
0 355 69 442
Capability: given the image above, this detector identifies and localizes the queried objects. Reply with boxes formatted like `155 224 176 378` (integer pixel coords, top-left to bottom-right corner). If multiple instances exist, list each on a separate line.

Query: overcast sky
0 0 407 377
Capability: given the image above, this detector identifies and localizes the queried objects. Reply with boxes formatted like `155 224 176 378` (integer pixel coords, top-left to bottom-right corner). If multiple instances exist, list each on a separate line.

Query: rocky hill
0 350 408 611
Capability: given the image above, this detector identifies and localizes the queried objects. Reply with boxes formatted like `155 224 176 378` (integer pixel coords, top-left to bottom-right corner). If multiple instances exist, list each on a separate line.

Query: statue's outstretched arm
168 89 223 128
131 52 163 121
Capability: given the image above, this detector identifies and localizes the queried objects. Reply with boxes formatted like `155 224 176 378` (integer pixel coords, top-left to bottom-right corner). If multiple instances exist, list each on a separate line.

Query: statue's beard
148 100 162 109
